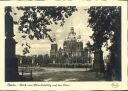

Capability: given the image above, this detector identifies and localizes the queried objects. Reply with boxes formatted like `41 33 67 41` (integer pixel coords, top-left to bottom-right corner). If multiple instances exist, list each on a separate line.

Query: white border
0 1 127 90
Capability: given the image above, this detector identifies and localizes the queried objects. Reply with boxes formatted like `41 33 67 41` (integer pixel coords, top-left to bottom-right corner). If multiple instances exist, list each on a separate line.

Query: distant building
63 27 83 57
50 27 89 65
18 27 91 68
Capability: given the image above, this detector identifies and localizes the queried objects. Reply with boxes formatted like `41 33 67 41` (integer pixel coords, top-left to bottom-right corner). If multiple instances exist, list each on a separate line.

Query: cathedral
50 27 89 65
17 27 90 68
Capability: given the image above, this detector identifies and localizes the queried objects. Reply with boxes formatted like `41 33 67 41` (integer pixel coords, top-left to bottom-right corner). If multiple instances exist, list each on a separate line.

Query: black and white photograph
5 6 122 82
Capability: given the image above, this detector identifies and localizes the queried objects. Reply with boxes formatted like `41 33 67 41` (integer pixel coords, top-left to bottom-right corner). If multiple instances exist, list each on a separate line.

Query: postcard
0 0 127 90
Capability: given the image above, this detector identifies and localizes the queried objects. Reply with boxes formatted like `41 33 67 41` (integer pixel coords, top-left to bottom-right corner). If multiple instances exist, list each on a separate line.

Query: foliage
87 6 121 80
17 6 77 41
87 6 121 51
15 6 77 55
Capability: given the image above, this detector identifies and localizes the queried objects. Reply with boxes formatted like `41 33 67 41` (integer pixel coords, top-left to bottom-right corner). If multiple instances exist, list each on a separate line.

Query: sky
12 6 109 58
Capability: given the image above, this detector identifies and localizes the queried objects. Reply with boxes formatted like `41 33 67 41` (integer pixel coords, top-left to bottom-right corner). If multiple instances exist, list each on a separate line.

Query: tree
5 7 19 81
17 6 76 39
15 6 77 55
87 6 121 80
5 6 77 81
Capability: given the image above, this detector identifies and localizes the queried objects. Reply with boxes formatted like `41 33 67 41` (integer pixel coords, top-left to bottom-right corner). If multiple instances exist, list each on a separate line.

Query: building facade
50 27 89 65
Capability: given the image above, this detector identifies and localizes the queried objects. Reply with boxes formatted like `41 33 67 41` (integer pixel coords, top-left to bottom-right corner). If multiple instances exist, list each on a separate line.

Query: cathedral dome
67 27 77 41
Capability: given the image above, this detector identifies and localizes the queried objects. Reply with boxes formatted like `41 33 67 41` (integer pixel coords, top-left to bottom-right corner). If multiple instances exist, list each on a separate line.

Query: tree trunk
93 49 104 75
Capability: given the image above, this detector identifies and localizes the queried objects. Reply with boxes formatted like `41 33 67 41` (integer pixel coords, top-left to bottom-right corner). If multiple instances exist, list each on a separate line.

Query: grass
33 71 104 81
18 67 105 81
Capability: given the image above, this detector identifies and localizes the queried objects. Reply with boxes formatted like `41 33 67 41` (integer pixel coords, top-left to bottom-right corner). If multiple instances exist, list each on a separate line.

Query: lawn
18 67 105 81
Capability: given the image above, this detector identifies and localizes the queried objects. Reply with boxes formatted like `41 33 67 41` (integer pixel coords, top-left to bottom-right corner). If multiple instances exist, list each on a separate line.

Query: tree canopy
17 6 77 41
87 6 121 51
6 6 77 55
87 6 121 80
